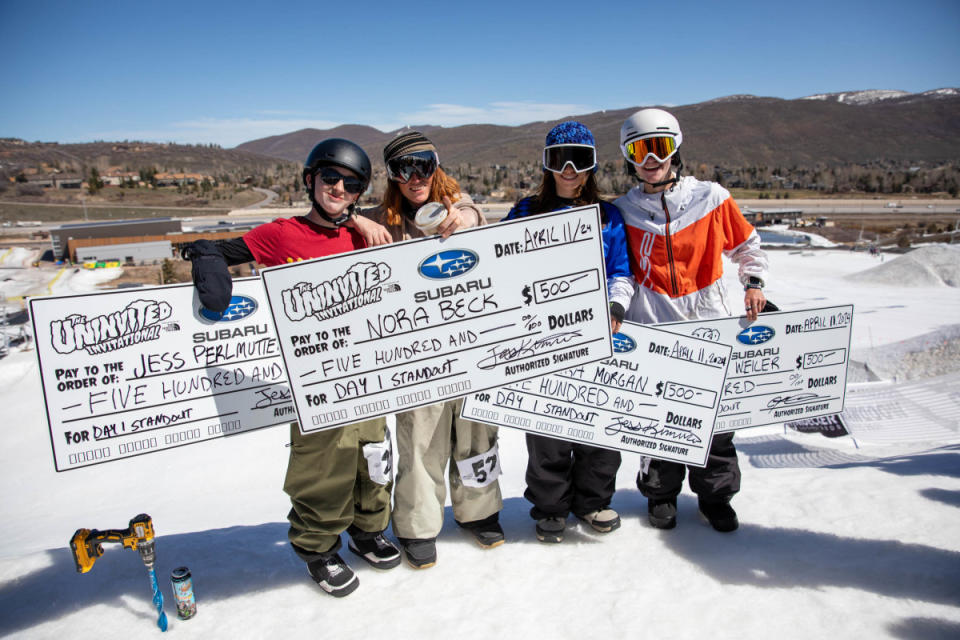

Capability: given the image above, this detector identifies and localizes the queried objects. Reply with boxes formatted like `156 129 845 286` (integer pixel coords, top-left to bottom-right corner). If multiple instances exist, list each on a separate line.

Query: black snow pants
637 432 741 504
524 433 622 519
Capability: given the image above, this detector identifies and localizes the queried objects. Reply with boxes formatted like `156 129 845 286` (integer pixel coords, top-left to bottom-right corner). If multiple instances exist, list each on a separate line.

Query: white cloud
371 101 597 131
79 117 345 147
74 101 599 147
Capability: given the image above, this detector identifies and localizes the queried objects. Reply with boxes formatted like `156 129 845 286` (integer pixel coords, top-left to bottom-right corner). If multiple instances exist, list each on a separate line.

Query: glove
609 302 625 324
185 240 232 312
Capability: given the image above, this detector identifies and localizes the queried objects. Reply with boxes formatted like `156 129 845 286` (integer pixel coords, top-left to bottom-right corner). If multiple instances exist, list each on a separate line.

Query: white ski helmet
619 108 683 166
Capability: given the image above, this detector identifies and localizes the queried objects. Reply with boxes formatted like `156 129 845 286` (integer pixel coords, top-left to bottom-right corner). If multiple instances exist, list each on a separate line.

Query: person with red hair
363 131 504 569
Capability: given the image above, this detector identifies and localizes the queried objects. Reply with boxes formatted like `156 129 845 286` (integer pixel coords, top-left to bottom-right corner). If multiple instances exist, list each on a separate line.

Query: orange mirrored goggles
622 136 677 164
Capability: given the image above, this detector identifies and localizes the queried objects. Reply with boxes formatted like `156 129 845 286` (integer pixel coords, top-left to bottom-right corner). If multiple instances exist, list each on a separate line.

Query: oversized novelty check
30 279 291 471
460 322 732 466
660 305 854 432
260 205 613 433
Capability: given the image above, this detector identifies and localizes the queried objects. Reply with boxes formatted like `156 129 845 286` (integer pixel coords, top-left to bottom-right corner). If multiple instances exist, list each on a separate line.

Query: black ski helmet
302 138 372 224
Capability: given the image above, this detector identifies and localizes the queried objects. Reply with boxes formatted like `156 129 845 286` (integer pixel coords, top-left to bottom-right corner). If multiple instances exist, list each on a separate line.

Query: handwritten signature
692 327 721 342
254 387 292 409
476 331 581 369
603 416 702 444
533 331 581 350
764 392 828 410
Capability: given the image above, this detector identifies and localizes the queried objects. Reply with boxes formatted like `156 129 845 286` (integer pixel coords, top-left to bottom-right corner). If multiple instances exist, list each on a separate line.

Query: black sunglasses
315 167 364 194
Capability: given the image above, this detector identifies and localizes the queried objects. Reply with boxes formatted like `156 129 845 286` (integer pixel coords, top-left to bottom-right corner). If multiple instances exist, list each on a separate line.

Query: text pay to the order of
260 204 615 434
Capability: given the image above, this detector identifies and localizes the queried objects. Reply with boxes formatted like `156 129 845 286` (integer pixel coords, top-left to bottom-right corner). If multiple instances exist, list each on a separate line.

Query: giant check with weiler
660 305 854 432
260 204 614 434
29 279 290 471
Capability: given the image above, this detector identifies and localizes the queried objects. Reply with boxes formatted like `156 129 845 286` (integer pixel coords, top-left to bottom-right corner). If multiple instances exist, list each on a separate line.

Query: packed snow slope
0 246 958 640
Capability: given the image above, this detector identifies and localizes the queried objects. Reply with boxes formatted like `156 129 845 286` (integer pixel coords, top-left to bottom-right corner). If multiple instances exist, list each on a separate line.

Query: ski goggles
542 144 596 174
621 135 678 165
386 150 439 183
316 167 364 194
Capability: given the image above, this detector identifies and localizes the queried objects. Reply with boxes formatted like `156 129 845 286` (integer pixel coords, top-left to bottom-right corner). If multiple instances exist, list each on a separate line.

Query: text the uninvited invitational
260 205 615 434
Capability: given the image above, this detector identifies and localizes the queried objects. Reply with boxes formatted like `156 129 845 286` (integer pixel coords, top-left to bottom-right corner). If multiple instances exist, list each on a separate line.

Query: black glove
184 240 232 312
609 302 625 324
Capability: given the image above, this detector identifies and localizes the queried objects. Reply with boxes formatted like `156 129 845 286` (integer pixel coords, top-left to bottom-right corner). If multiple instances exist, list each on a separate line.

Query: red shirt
243 216 365 268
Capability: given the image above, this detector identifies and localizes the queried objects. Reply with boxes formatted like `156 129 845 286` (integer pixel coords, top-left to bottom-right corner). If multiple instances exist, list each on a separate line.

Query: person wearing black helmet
181 138 399 597
614 109 769 533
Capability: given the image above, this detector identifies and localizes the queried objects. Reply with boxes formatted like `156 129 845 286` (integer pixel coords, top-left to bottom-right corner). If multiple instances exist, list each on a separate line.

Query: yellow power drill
70 513 157 573
69 513 168 630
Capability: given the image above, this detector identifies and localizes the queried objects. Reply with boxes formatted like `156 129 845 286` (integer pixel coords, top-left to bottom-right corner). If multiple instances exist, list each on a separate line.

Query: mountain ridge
234 89 960 169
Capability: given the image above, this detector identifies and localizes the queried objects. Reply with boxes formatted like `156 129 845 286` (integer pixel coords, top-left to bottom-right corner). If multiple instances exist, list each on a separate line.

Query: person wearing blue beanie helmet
504 121 634 543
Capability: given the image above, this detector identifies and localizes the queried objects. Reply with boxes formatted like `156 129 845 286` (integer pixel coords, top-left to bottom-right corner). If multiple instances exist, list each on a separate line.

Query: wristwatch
744 276 764 290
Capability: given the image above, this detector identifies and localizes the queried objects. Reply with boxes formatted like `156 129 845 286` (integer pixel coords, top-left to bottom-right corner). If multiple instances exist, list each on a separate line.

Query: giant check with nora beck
260 205 614 434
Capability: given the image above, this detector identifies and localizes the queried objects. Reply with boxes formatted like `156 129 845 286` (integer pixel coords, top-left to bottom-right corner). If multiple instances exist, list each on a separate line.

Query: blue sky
2 0 957 147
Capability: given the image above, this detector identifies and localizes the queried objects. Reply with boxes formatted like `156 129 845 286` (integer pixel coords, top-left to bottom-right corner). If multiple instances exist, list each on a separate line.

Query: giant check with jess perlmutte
260 204 614 434
29 278 291 471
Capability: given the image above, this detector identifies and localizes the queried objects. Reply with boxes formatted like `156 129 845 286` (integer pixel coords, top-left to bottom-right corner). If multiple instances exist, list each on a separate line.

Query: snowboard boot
647 498 678 530
577 508 621 533
535 516 566 543
348 532 401 569
457 514 505 549
699 499 739 532
307 553 359 597
399 537 437 569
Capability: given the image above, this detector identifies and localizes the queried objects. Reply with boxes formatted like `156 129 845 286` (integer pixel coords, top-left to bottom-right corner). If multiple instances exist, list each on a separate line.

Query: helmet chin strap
316 203 354 227
306 172 355 227
629 156 684 189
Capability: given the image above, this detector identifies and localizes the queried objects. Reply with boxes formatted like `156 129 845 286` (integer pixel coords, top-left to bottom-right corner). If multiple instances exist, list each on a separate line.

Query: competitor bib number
456 442 501 488
362 428 393 486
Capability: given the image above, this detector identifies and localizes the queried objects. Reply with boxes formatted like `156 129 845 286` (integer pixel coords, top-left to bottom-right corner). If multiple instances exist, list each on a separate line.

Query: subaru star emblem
736 325 775 345
199 295 258 322
418 249 478 280
612 332 637 353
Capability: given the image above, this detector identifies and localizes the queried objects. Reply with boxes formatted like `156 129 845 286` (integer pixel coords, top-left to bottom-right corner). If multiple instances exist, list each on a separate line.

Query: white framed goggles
621 135 678 166
542 144 597 174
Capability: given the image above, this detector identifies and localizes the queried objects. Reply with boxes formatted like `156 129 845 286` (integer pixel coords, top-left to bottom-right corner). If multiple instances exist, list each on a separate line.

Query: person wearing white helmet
614 108 769 533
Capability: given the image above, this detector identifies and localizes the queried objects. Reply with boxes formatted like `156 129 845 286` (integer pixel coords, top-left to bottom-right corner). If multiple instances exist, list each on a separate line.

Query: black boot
698 499 739 532
648 498 678 529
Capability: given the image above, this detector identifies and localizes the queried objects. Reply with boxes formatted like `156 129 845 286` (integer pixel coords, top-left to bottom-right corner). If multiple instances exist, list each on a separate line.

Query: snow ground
0 244 958 640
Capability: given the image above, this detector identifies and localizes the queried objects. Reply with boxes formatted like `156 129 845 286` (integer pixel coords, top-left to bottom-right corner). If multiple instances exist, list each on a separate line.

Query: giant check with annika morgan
461 321 733 467
259 205 614 433
30 279 291 471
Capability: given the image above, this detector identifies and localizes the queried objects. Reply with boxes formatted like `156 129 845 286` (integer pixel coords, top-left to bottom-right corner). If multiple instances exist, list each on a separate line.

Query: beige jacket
361 191 485 243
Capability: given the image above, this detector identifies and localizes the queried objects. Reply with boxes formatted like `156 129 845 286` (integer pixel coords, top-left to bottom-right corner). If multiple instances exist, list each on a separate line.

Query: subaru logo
736 325 775 345
612 332 636 353
418 249 478 280
199 295 258 322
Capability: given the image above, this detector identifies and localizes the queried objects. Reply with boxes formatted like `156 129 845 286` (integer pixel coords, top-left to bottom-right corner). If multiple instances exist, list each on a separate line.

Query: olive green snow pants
283 419 392 554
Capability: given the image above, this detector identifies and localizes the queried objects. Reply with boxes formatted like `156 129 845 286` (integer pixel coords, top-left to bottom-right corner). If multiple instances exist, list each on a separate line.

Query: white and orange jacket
614 176 768 323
